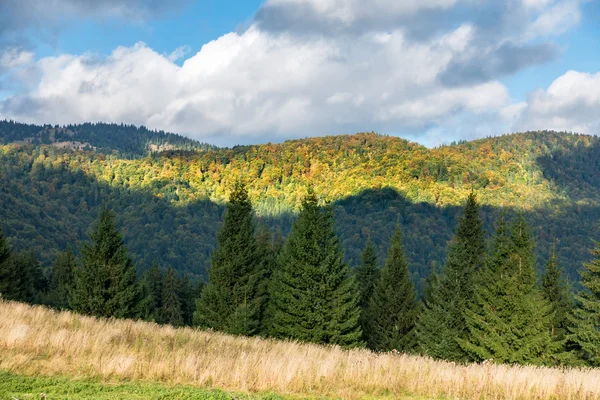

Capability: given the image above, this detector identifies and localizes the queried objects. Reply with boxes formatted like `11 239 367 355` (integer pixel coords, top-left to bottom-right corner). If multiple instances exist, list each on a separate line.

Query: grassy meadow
1 300 599 400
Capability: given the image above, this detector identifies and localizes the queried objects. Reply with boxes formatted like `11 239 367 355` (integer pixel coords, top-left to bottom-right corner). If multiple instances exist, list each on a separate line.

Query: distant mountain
0 123 598 291
0 120 216 157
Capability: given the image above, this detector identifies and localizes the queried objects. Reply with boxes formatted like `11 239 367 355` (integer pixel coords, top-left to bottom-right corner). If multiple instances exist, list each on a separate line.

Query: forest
1 184 599 367
1 121 599 293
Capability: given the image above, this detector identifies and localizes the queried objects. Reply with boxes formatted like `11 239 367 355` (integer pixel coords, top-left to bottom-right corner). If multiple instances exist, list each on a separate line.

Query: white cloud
0 0 591 145
0 48 34 69
510 70 600 134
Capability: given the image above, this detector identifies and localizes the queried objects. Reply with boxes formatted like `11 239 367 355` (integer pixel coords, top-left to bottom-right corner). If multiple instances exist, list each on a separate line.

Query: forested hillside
0 122 599 290
0 120 216 157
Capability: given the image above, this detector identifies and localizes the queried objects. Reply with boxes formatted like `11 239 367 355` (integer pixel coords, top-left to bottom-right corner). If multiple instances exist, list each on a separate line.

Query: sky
0 0 599 147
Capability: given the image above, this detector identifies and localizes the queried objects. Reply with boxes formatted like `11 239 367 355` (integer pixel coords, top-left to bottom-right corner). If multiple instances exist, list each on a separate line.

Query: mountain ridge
0 121 599 291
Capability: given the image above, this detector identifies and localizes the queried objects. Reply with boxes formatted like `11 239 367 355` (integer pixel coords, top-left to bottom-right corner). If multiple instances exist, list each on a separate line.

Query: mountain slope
0 123 598 289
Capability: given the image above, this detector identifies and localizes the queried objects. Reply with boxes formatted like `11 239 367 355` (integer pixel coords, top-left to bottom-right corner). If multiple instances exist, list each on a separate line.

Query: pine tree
567 241 600 366
269 191 362 347
459 214 553 365
356 239 379 342
255 225 279 335
0 223 15 299
416 193 486 360
70 207 139 318
541 247 573 343
178 275 196 326
48 248 77 309
194 182 262 335
139 263 163 322
367 224 418 352
161 268 184 327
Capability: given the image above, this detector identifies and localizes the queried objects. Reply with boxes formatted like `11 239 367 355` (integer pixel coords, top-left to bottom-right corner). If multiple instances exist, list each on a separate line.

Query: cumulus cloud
0 0 592 145
511 71 600 134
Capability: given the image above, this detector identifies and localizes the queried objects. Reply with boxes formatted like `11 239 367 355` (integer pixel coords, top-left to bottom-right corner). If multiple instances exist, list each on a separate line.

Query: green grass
0 372 304 400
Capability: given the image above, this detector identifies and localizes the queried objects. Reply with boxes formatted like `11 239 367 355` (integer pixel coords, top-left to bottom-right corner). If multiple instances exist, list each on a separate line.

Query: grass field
0 371 295 400
1 300 600 400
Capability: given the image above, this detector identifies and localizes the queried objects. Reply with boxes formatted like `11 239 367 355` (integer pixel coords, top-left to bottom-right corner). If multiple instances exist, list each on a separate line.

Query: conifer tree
416 193 486 361
139 263 163 321
49 248 77 309
70 207 139 318
356 239 379 342
161 268 184 327
178 275 196 326
567 241 600 366
269 191 362 347
255 225 280 335
367 224 418 352
0 223 15 299
194 182 262 335
541 247 573 342
459 214 553 365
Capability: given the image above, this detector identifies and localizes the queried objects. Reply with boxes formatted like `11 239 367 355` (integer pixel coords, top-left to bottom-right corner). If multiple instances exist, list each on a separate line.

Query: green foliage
367 224 418 352
417 193 486 361
567 242 600 366
541 247 574 341
70 207 140 318
255 225 281 335
138 263 163 321
48 248 77 309
269 192 362 347
194 183 263 336
356 239 379 342
0 224 14 299
0 371 292 400
161 268 184 327
459 215 553 365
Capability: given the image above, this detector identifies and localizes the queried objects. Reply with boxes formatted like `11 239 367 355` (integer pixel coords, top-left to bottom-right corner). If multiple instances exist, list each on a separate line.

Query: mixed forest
1 121 600 294
1 183 599 367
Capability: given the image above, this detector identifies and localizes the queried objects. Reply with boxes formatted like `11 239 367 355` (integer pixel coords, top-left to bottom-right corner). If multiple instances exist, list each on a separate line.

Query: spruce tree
255 225 279 335
139 263 163 322
416 193 486 361
0 223 15 299
459 214 553 365
367 224 418 352
567 241 600 366
541 247 573 342
356 239 379 342
194 182 262 335
49 248 77 309
269 191 362 347
178 275 196 326
161 268 184 327
70 207 139 318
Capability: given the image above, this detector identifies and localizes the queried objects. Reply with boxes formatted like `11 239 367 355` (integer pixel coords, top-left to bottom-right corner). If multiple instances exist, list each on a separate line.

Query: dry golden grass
1 300 600 400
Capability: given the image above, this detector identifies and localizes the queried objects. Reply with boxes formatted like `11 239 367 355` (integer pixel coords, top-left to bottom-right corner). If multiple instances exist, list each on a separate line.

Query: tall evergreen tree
139 263 163 322
356 239 379 342
70 207 139 318
567 241 600 366
178 275 196 326
194 182 262 335
48 248 77 309
0 223 15 299
416 193 486 361
255 225 280 335
367 224 418 352
269 191 362 347
161 268 184 327
541 246 573 342
459 214 553 365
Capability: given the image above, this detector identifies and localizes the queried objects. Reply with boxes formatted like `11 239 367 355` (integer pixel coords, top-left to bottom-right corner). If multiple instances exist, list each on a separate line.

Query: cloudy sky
0 0 598 146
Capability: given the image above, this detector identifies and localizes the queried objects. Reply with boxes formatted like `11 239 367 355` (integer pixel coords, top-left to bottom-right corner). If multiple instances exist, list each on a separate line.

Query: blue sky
0 0 599 146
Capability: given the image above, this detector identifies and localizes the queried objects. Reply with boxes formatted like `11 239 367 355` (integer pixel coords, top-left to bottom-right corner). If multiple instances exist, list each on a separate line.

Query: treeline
1 184 599 367
0 120 216 157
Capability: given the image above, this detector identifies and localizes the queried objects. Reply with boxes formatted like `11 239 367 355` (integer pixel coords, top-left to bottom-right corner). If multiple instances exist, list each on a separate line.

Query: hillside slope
1 300 599 399
0 123 599 287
